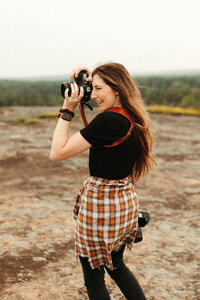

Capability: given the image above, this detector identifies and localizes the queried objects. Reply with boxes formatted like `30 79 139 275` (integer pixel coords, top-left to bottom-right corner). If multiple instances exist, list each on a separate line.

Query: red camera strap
104 107 134 147
78 105 134 147
78 103 88 127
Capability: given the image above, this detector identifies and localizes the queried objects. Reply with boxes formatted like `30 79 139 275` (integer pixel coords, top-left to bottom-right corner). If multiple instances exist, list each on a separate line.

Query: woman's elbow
50 153 57 161
50 151 61 161
49 149 70 161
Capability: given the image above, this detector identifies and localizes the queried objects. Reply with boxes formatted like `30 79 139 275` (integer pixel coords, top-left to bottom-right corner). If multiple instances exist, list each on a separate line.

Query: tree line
0 75 199 108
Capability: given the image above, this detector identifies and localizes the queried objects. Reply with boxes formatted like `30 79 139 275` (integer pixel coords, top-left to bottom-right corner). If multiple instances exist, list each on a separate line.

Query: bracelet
59 108 75 117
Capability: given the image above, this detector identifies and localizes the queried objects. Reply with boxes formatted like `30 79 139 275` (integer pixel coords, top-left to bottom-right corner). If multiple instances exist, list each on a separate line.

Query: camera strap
104 107 134 147
78 103 89 127
78 105 134 147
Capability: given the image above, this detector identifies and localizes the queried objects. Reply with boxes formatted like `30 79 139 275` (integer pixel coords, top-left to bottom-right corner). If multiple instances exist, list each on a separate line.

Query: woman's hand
63 64 92 110
70 64 92 83
63 82 84 111
50 80 91 160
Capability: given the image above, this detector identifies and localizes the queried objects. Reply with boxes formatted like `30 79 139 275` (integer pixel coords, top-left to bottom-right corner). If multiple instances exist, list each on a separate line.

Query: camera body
61 71 93 104
134 211 150 243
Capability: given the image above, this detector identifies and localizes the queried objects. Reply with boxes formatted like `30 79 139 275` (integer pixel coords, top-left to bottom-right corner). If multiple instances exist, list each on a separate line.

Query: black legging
79 246 146 300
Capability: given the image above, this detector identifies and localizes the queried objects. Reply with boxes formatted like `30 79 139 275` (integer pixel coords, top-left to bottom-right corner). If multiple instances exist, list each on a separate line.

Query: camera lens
61 82 72 98
60 70 93 105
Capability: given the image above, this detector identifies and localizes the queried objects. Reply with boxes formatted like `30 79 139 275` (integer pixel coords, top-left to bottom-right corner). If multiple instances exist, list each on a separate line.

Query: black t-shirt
80 111 140 180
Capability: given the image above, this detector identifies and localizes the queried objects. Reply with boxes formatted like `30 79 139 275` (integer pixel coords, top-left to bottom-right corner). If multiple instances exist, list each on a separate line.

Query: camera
61 70 93 108
134 211 150 243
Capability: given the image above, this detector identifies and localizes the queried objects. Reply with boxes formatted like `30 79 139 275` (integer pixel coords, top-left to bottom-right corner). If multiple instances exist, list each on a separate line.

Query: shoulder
93 111 131 128
80 111 131 147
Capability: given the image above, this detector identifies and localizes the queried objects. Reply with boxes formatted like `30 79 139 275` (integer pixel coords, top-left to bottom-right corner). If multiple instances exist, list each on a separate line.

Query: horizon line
1 68 200 81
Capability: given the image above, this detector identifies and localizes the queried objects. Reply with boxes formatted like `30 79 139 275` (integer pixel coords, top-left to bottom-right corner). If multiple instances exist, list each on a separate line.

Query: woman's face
91 74 121 111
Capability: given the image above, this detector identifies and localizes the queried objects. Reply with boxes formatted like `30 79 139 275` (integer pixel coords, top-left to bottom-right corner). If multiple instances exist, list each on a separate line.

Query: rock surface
0 106 199 299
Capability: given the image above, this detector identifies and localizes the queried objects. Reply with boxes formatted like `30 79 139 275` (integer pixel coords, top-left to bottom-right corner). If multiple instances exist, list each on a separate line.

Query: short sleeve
80 111 131 147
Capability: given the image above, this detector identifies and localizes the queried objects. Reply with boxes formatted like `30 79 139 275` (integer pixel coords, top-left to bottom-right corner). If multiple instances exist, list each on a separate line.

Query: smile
97 101 103 105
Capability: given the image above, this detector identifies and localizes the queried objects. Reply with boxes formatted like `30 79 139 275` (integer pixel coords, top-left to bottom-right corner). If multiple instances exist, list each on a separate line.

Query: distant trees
180 88 200 108
135 75 200 108
0 75 199 107
0 80 62 106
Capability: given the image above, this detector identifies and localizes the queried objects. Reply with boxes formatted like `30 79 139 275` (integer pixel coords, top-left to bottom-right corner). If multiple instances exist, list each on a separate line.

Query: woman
50 62 155 300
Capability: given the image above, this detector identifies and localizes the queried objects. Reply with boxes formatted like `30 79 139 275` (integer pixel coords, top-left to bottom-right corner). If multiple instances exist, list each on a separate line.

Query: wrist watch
58 109 75 121
59 111 73 121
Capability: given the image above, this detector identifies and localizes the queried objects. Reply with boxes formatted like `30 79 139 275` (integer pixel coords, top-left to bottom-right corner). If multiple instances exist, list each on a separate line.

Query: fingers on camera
74 82 79 93
64 88 69 99
86 76 92 83
79 86 84 98
70 65 90 80
70 83 76 98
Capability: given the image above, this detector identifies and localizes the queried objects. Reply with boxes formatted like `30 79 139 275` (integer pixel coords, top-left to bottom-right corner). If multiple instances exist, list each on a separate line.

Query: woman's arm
50 80 91 161
50 121 91 161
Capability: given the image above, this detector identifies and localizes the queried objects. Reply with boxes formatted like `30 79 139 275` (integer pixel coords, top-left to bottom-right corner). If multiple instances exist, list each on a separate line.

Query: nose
91 90 97 99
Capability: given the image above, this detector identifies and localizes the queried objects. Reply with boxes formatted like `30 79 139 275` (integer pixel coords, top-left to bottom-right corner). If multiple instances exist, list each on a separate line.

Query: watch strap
59 108 75 117
58 111 73 121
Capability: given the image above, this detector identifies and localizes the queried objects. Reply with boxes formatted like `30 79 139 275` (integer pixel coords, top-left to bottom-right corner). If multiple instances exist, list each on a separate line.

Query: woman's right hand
70 64 92 83
63 82 84 111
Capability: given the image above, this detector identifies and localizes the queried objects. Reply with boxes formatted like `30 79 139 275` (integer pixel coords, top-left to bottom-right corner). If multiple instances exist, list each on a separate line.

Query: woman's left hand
63 82 84 111
70 64 92 83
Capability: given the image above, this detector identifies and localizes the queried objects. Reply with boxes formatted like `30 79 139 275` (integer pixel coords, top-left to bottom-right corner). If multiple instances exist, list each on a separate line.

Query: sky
0 0 200 79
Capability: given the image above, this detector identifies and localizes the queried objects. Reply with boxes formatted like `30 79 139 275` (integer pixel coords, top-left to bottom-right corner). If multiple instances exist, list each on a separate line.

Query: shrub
13 116 40 124
39 112 58 118
146 105 200 116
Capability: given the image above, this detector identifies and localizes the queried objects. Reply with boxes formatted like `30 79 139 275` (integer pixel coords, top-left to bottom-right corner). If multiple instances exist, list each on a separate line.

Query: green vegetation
39 112 58 118
134 74 200 109
13 116 40 124
0 80 61 106
12 105 199 125
0 74 199 111
146 105 200 116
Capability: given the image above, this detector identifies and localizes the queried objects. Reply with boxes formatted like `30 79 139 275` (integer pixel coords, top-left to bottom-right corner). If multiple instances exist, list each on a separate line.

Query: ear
115 92 119 95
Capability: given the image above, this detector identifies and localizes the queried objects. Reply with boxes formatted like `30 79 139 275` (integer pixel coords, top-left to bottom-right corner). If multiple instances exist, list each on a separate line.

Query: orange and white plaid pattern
73 175 138 270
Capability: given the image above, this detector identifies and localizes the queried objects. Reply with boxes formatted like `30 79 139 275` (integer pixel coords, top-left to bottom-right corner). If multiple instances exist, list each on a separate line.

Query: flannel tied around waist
73 175 139 270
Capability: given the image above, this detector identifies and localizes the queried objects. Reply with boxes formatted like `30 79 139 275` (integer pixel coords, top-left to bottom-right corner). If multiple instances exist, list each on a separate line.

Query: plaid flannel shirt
73 175 138 270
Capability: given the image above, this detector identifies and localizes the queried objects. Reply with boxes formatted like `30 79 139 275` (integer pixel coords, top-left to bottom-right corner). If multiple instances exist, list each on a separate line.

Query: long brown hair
92 62 155 181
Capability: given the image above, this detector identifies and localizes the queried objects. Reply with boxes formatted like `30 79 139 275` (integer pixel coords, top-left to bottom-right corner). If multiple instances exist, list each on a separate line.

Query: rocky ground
0 106 199 300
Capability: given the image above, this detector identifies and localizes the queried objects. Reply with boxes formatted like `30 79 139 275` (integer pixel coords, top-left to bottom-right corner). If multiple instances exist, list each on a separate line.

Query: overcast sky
0 0 200 79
